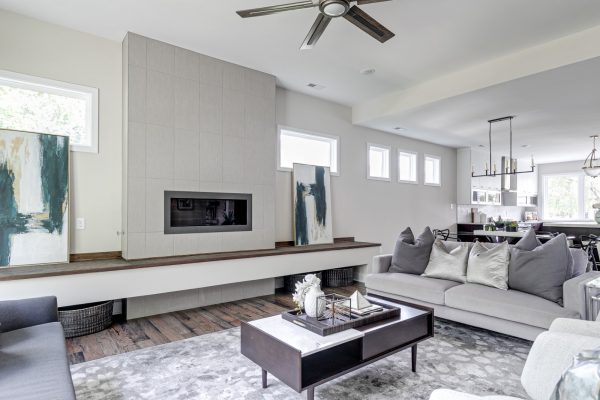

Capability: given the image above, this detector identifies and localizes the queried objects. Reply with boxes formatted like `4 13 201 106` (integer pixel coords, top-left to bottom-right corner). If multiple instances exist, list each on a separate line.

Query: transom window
542 173 600 221
278 127 339 174
0 69 98 153
367 144 390 181
398 150 418 183
424 154 441 186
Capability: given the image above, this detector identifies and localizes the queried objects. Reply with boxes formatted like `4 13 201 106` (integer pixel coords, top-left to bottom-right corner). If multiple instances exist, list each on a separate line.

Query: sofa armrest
550 318 600 338
522 331 600 400
563 271 600 319
0 296 58 333
371 254 392 274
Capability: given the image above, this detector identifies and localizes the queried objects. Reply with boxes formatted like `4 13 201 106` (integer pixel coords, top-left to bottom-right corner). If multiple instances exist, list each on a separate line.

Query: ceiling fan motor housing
319 0 350 17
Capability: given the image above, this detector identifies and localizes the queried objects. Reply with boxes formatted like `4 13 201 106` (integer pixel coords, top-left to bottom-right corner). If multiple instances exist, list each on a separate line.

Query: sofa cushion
445 283 580 329
509 234 573 304
0 322 76 400
422 240 469 283
366 272 461 305
467 241 510 290
515 228 543 250
389 226 435 275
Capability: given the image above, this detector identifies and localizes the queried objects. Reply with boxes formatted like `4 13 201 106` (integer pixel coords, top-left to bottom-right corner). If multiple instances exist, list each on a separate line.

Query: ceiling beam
352 24 600 129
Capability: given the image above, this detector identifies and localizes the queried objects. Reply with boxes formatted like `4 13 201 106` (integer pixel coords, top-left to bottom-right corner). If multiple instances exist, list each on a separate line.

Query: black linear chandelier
471 116 535 178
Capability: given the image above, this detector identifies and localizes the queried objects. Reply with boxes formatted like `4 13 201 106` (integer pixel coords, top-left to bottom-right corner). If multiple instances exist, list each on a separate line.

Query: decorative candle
493 163 497 174
531 155 534 168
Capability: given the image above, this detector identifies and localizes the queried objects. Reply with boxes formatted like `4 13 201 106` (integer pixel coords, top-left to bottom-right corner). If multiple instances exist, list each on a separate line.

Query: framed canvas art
293 163 333 246
0 129 69 266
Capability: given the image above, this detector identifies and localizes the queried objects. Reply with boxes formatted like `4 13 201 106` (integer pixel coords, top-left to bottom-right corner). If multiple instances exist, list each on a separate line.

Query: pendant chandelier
582 135 600 178
471 116 535 178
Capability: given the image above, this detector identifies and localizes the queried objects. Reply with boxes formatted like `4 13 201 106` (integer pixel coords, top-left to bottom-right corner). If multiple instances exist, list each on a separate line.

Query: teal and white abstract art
293 163 333 246
0 129 69 266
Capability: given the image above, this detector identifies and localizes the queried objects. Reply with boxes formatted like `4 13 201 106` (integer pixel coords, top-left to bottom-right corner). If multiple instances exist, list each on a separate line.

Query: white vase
595 209 600 224
304 286 325 318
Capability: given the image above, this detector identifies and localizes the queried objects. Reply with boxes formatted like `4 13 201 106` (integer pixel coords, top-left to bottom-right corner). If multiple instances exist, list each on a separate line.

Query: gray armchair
0 296 76 400
0 296 58 332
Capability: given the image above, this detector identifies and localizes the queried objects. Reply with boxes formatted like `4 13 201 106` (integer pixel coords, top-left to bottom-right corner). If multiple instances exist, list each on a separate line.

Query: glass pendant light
583 135 600 178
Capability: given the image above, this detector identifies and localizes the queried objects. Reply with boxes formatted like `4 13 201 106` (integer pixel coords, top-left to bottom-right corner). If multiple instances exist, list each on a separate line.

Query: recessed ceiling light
521 144 530 148
394 127 406 131
360 68 376 75
478 144 486 148
306 83 325 90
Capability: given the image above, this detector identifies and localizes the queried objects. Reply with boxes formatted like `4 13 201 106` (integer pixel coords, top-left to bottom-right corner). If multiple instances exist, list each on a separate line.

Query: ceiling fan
236 0 395 50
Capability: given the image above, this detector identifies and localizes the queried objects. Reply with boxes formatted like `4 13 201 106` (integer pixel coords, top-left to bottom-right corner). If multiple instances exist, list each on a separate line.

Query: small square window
398 150 417 183
424 155 441 186
278 127 339 174
367 144 390 181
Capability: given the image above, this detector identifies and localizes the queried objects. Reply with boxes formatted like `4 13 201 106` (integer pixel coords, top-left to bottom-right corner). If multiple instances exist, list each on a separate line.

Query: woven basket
284 271 323 293
58 300 114 338
323 267 354 288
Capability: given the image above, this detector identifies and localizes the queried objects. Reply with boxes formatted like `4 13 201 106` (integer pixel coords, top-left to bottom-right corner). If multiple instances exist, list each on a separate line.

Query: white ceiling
372 56 600 164
1 0 600 162
1 0 600 106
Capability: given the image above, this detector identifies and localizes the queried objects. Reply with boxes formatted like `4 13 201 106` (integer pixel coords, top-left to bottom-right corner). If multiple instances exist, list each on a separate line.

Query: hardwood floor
66 283 365 365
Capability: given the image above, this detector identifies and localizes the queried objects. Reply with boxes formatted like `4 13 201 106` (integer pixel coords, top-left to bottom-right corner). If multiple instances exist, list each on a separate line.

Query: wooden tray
281 299 400 336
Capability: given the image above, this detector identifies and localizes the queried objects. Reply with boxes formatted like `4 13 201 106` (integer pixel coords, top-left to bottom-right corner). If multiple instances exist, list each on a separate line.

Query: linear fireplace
164 191 252 234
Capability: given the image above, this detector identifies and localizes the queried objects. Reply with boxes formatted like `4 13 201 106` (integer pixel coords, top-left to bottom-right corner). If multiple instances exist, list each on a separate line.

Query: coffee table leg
262 369 267 388
303 387 315 400
411 344 417 373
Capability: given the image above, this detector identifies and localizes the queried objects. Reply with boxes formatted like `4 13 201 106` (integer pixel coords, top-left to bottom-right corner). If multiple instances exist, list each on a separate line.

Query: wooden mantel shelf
0 240 380 281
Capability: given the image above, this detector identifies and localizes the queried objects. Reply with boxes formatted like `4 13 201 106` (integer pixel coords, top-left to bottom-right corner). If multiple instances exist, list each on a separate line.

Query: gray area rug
71 320 531 399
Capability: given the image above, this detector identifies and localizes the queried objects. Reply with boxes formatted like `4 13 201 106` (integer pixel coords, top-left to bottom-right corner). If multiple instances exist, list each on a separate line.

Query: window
278 127 339 174
398 150 417 183
367 144 390 181
0 70 98 153
543 173 600 221
424 154 441 186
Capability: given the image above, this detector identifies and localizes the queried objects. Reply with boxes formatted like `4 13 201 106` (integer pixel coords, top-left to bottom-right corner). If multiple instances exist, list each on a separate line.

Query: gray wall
122 33 276 259
276 88 458 253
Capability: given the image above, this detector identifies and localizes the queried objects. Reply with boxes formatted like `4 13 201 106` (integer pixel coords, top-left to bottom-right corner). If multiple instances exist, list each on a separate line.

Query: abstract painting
0 129 69 266
293 163 333 246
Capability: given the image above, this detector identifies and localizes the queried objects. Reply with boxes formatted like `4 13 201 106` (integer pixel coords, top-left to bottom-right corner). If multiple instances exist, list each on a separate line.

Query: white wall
0 10 122 254
276 88 457 253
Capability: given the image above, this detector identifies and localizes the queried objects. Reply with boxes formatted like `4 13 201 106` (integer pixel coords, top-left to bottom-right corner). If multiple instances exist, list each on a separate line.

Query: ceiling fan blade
237 1 316 18
357 0 392 4
300 14 332 50
343 5 395 43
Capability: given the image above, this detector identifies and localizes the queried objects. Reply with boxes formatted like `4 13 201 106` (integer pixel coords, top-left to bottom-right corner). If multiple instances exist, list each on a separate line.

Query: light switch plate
76 217 85 230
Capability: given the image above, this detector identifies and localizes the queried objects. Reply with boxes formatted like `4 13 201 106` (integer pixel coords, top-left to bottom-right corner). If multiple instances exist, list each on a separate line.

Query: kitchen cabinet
516 157 538 206
457 148 502 205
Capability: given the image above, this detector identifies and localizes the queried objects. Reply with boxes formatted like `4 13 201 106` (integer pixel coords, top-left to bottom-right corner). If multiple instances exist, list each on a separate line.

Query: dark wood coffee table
241 295 434 399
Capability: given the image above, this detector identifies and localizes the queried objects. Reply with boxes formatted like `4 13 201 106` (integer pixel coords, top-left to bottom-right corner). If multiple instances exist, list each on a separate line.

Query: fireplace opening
164 191 252 234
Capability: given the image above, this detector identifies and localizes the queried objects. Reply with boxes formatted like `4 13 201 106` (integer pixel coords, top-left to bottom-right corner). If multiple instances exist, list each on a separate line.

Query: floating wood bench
0 239 380 316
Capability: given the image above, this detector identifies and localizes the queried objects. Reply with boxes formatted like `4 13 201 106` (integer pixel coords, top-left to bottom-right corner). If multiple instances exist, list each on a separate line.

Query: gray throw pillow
515 228 542 250
389 227 435 275
509 234 572 304
467 241 510 290
422 240 469 283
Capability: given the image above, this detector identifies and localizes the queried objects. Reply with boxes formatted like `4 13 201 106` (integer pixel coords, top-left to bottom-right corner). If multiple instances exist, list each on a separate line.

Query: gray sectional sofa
366 241 600 340
0 296 76 400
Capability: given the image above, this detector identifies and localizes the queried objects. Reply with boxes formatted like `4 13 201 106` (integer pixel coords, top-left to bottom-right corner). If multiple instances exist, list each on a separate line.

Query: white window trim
367 143 391 182
277 125 340 176
0 69 99 153
541 171 591 222
424 154 442 186
397 149 418 184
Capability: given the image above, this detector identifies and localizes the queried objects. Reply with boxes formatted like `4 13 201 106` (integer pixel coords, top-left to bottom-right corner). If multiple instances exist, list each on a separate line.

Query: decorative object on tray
344 291 384 316
593 202 600 224
291 273 322 312
323 266 353 287
292 163 333 246
304 285 326 318
282 295 400 336
0 129 69 267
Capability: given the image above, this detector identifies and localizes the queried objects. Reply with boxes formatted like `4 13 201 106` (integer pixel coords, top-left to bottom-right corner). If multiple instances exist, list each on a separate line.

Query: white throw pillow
467 241 510 290
422 240 469 283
